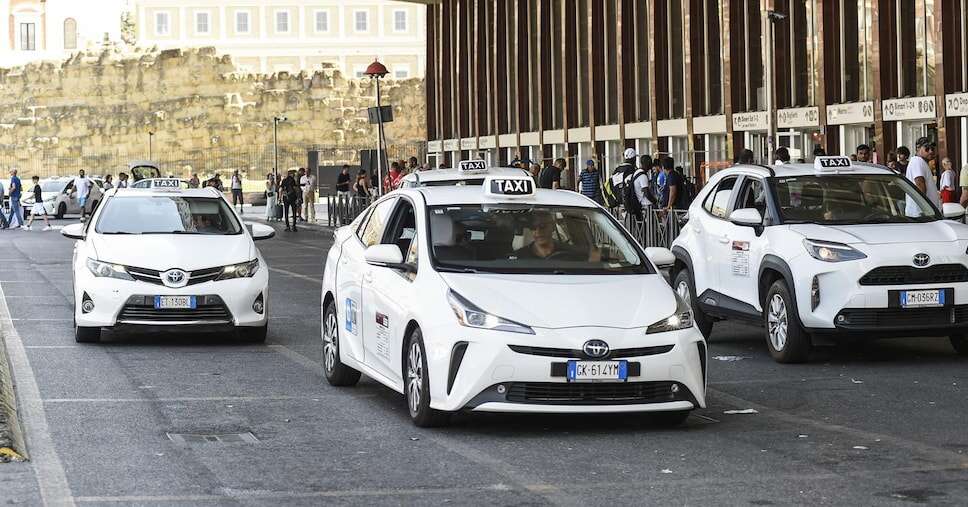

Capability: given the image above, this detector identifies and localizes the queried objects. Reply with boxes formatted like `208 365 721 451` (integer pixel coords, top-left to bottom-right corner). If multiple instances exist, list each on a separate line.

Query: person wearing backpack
624 162 658 220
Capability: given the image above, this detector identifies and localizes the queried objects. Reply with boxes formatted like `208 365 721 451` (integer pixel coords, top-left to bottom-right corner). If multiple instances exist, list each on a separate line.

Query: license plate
899 289 944 308
154 296 196 309
566 360 628 382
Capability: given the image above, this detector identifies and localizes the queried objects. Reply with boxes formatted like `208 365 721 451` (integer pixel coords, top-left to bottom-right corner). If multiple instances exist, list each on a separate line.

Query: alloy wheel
323 311 338 373
407 341 423 415
767 294 788 351
676 280 690 301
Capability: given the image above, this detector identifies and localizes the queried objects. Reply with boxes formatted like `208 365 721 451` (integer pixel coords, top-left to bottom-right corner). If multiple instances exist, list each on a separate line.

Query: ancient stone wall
0 46 426 178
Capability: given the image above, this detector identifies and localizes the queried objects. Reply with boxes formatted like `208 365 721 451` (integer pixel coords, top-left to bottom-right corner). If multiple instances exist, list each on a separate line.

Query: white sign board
946 93 968 118
427 140 442 153
826 102 875 125
443 139 460 151
882 96 937 121
777 107 820 129
732 111 769 132
460 138 477 150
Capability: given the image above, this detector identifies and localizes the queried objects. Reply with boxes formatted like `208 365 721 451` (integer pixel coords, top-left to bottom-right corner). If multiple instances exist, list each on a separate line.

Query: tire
75 325 101 343
673 268 713 338
322 302 361 386
56 203 66 219
950 334 968 356
405 328 451 427
647 410 691 428
237 325 267 343
764 279 811 363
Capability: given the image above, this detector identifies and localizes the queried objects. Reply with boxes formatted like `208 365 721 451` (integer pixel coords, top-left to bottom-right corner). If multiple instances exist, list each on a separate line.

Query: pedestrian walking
188 173 200 188
553 158 571 191
624 160 657 220
939 157 958 204
73 169 93 221
578 160 602 204
103 174 114 190
528 162 541 183
117 172 129 188
230 170 244 214
296 168 307 221
855 144 872 163
355 168 371 197
538 162 562 190
303 168 317 223
896 146 911 175
281 170 300 232
662 157 688 210
207 173 225 191
265 173 278 221
904 137 939 216
23 175 52 231
0 179 8 229
384 162 403 193
336 165 352 196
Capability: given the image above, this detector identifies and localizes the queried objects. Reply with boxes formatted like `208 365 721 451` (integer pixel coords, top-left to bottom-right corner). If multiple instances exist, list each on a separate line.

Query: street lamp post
364 60 389 196
148 131 154 160
272 116 287 182
765 10 786 165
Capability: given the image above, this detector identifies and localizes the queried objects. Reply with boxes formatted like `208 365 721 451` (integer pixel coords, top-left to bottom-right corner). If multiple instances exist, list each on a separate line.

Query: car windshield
95 196 242 235
770 174 941 224
40 180 65 192
427 205 652 274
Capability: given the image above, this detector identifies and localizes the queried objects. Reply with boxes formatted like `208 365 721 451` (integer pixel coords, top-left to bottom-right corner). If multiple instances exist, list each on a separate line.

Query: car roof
402 166 529 183
109 187 223 198
717 161 895 178
403 185 599 207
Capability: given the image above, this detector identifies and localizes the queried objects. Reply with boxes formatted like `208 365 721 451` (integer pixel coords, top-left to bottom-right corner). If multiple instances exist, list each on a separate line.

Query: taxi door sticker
344 298 358 335
731 241 750 277
375 312 391 360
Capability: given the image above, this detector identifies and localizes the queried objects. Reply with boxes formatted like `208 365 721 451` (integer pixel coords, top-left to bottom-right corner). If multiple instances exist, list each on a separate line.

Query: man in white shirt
74 169 93 220
904 137 939 217
630 167 656 213
230 170 244 214
301 169 317 223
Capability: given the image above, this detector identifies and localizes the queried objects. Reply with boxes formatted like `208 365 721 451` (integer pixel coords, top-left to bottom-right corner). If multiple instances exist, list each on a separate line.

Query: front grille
836 305 968 329
118 296 232 323
505 381 688 405
508 344 674 359
859 264 968 286
126 266 224 286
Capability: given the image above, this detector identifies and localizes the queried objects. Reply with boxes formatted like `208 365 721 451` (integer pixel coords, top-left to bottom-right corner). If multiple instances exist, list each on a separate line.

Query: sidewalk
241 204 332 232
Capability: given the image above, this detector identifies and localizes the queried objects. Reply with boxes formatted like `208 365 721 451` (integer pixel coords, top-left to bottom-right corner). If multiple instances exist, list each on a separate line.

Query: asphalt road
1 218 968 506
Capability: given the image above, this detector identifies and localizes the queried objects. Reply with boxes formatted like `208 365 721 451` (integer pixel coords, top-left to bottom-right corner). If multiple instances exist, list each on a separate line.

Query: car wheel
950 334 968 356
322 302 361 386
764 280 811 363
646 410 691 427
673 268 713 338
237 325 267 343
75 325 101 343
405 328 450 427
55 203 66 219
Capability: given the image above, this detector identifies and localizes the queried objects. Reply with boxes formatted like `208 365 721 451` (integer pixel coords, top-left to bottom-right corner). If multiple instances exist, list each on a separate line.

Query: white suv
671 157 968 363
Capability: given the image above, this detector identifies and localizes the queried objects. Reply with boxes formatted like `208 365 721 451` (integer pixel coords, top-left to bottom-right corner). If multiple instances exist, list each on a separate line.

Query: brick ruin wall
0 47 426 179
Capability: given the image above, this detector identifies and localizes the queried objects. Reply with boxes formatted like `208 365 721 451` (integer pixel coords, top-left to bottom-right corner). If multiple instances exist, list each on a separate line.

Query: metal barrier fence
326 194 373 227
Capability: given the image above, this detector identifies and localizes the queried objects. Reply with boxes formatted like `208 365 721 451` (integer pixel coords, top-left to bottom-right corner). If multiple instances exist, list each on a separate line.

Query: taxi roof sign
153 178 183 189
484 175 535 198
814 156 853 173
458 160 488 173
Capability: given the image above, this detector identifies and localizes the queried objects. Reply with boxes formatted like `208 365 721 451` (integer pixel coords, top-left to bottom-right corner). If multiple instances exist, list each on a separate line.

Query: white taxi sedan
399 160 530 188
61 182 275 343
321 174 707 427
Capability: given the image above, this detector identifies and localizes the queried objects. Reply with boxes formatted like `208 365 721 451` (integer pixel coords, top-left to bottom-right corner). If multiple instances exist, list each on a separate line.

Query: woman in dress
265 173 278 221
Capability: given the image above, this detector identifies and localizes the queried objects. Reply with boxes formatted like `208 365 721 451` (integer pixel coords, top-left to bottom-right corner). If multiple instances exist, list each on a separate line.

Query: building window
20 23 36 50
394 65 410 79
276 11 290 33
236 11 249 33
63 18 77 50
393 10 407 32
195 12 210 34
354 11 368 32
354 65 367 78
155 12 170 36
315 11 329 32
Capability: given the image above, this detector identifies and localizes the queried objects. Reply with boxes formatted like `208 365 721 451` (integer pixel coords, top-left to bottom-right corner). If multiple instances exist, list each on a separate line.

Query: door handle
718 236 730 244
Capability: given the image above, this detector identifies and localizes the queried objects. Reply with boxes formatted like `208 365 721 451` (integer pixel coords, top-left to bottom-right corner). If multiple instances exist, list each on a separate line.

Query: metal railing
325 194 373 227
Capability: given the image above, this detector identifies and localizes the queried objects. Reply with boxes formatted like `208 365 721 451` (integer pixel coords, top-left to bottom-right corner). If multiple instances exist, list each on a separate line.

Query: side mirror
247 222 276 241
942 203 966 219
364 244 413 271
645 247 676 269
61 223 86 240
729 208 763 227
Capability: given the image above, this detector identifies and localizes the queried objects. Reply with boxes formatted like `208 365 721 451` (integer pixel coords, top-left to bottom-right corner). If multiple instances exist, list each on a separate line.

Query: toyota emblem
582 339 610 359
912 253 930 267
162 269 188 288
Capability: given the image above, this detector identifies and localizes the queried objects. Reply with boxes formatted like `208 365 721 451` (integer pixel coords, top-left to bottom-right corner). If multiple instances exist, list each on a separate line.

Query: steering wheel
862 210 891 221
545 249 584 261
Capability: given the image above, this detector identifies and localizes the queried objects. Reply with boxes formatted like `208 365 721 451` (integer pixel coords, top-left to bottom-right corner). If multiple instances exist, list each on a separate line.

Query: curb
0 324 28 460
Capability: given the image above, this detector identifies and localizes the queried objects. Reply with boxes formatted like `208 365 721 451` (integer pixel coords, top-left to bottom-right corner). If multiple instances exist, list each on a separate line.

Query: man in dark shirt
335 165 352 195
280 170 300 232
661 157 687 210
537 163 562 190
510 212 586 261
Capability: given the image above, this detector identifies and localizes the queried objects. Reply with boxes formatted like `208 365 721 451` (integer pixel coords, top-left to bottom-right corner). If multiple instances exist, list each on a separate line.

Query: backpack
602 169 624 208
680 176 697 207
623 170 656 218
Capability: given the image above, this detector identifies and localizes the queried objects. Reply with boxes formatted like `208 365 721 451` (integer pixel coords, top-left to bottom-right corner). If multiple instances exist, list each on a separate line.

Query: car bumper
422 323 707 414
74 269 268 329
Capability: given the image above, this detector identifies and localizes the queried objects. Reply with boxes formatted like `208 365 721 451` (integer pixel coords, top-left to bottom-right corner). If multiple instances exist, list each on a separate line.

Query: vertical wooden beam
560 0 569 148
616 0 625 146
491 0 500 149
587 0 597 149
647 0 659 155
537 0 545 151
436 3 445 146
722 0 735 161
513 0 521 151
934 0 947 158
470 0 479 153
683 0 695 173
871 0 885 161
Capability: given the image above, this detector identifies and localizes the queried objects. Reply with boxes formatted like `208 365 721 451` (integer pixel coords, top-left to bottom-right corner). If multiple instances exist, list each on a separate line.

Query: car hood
788 221 967 245
439 273 676 329
91 234 253 271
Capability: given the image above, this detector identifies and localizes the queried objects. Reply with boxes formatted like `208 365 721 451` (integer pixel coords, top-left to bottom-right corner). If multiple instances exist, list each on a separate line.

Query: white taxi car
321 173 707 427
671 156 968 363
399 160 530 188
23 177 104 218
61 181 275 343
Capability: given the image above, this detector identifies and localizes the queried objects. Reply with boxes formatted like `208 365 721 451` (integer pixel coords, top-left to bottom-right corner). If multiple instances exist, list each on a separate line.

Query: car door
693 176 739 297
361 197 420 383
719 176 768 309
64 180 79 213
336 197 397 364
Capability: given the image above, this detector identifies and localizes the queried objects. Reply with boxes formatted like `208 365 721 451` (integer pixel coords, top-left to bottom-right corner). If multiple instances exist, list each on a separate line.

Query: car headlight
86 258 134 281
803 239 867 262
646 294 694 334
446 289 534 335
217 259 260 280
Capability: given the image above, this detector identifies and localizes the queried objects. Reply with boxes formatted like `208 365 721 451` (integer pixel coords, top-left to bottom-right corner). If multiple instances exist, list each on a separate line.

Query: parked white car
321 174 707 427
22 177 104 218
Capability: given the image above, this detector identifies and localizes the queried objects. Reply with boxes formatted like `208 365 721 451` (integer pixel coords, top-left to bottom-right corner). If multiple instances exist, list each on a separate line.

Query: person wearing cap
904 137 939 216
855 144 872 163
578 159 602 203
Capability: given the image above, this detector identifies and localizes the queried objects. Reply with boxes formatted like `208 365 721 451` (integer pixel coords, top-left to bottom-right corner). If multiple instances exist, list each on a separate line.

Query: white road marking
73 484 514 503
268 267 320 284
42 394 367 403
266 343 324 374
25 346 79 349
11 318 73 322
0 282 76 505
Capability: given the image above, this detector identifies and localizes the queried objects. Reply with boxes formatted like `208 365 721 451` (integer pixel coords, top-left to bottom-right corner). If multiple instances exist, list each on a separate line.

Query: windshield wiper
435 266 479 274
99 231 138 235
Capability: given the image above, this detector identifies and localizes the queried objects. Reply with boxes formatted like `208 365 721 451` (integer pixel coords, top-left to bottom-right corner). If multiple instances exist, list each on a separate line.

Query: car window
94 196 242 235
736 178 766 217
383 199 417 263
358 198 397 247
703 176 737 219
